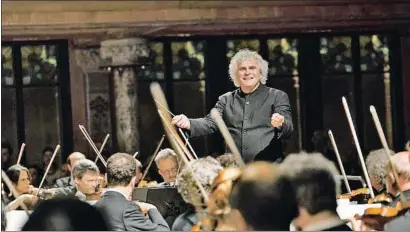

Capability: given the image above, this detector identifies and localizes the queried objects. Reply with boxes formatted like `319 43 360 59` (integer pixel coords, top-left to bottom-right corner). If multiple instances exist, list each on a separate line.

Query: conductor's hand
271 113 285 128
172 114 191 130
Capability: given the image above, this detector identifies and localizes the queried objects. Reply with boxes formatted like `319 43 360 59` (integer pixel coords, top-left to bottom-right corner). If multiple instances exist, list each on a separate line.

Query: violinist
3 165 39 211
386 151 410 206
366 148 392 196
94 153 169 231
53 159 101 204
228 162 298 231
53 152 86 188
172 156 223 231
280 152 352 231
155 148 179 187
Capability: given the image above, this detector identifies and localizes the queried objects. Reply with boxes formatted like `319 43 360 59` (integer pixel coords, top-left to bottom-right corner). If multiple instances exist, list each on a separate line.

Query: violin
368 193 393 205
337 187 371 203
191 167 242 231
354 201 410 230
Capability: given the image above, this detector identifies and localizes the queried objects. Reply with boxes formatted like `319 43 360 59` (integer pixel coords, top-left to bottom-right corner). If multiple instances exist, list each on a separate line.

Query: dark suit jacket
94 191 170 231
53 176 71 188
171 210 197 231
189 84 293 162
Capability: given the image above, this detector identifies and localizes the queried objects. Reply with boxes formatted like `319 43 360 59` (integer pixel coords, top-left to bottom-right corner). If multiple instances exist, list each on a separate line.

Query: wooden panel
1 1 180 13
68 45 88 153
2 1 410 39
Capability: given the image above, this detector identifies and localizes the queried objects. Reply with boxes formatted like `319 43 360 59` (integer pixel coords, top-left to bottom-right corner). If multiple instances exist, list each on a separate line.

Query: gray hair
155 148 178 166
176 156 223 206
366 149 392 187
279 152 340 215
228 49 269 87
390 152 410 181
72 159 100 180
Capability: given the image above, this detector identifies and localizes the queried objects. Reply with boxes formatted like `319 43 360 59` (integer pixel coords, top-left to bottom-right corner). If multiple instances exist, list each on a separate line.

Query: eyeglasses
161 167 178 175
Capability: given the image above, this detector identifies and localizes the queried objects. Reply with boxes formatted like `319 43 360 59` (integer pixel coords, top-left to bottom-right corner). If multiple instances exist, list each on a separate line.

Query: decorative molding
100 38 150 66
2 1 410 39
74 48 104 72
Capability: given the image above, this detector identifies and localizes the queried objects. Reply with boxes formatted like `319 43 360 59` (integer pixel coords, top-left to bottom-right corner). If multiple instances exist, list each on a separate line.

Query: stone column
100 38 150 154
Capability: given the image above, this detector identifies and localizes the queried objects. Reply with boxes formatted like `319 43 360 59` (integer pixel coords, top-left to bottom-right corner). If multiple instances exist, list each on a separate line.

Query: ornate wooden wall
2 0 410 41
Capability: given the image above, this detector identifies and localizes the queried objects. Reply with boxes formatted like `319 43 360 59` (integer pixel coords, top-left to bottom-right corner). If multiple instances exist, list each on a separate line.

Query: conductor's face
236 59 261 89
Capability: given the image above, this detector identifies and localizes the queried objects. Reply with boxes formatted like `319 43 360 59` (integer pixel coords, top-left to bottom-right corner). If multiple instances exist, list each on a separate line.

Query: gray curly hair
176 156 223 207
366 149 393 187
228 49 269 87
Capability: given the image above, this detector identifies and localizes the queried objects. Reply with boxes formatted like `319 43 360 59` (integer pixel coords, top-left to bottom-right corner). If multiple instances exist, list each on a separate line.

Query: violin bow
133 152 139 158
328 130 352 194
1 170 30 215
16 143 26 166
78 125 107 167
93 134 110 163
154 99 199 160
342 97 375 199
37 145 60 195
210 109 245 168
370 106 407 204
137 135 165 187
151 83 209 204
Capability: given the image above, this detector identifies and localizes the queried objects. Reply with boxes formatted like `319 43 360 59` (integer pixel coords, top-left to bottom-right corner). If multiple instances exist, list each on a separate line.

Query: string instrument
368 193 393 205
354 201 410 231
353 106 410 230
192 167 242 231
337 187 371 204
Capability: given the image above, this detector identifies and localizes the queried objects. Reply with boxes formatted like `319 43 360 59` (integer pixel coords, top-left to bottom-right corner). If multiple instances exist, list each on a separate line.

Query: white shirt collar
104 188 129 199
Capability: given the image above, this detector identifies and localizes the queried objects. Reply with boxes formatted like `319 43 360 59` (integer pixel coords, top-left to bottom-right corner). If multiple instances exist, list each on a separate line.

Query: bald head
391 151 410 181
67 152 86 172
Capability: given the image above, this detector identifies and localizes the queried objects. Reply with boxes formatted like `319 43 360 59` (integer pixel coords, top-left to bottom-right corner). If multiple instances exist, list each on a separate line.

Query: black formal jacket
94 191 170 231
189 84 293 162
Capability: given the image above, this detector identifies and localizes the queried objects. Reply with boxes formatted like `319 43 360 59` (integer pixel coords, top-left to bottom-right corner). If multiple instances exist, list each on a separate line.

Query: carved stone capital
100 38 150 66
74 48 103 72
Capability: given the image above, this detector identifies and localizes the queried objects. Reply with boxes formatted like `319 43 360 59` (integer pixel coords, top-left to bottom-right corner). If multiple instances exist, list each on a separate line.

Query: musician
54 152 86 188
172 156 223 231
94 153 169 231
386 151 410 206
41 146 61 187
1 142 13 171
22 198 109 231
228 162 298 230
383 147 410 231
365 148 392 195
155 148 179 186
280 152 352 231
4 165 39 210
172 49 293 163
53 159 100 204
